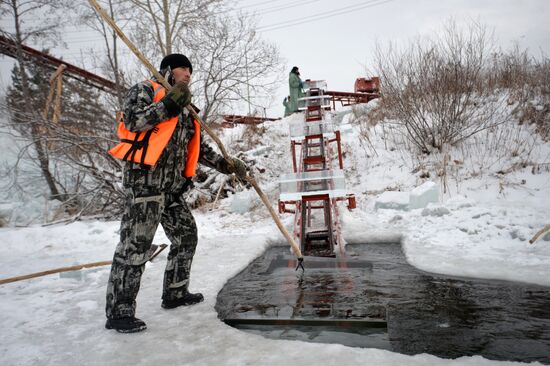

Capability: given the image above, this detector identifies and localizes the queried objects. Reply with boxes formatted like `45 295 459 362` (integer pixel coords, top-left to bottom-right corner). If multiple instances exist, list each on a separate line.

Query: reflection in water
216 244 550 364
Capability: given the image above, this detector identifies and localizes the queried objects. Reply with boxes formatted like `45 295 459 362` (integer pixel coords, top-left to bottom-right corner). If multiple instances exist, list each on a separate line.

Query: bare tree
78 0 132 110
128 0 223 57
1 0 126 222
3 55 125 222
0 0 67 201
190 14 282 123
125 0 282 122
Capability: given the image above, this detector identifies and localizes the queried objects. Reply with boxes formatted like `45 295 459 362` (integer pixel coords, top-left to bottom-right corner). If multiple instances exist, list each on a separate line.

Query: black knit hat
160 54 193 74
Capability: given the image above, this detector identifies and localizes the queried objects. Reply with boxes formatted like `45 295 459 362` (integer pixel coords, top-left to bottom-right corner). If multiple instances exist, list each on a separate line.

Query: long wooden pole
0 261 112 285
0 244 169 286
87 0 304 266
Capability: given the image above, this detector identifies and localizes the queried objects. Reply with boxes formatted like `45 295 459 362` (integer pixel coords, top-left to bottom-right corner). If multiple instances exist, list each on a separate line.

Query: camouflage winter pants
105 186 198 319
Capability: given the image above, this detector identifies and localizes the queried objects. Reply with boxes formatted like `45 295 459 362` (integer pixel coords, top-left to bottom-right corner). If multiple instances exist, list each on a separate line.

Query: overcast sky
1 0 549 118
257 0 550 116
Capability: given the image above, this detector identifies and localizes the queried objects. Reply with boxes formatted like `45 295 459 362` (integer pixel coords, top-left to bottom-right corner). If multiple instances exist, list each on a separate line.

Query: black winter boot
162 292 204 309
105 316 147 333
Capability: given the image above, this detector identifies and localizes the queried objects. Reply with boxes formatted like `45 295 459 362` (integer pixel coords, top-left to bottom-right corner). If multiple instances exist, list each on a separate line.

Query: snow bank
1 109 549 365
340 115 550 288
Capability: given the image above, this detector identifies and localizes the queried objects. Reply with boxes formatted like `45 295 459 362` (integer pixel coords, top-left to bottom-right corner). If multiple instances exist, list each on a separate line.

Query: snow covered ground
1 110 550 365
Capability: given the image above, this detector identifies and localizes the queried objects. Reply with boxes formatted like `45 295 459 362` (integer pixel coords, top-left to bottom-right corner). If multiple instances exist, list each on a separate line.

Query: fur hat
160 54 193 74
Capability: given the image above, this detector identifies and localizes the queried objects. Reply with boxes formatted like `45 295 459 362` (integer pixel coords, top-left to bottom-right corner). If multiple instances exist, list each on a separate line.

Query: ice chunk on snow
374 191 410 211
374 182 438 211
409 181 438 209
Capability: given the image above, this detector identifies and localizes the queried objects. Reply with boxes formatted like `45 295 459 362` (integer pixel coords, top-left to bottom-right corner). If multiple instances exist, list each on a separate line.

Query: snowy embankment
1 111 549 365
337 104 550 288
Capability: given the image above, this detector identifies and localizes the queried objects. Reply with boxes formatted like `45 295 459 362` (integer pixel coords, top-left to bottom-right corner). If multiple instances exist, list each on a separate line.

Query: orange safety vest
108 80 201 178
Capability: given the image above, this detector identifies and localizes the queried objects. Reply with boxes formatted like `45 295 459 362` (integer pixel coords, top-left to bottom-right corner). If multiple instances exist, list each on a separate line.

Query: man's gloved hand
228 157 248 179
161 82 192 116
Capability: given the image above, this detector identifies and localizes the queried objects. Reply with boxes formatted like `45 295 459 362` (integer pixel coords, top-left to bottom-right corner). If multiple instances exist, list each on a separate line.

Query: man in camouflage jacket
105 54 247 333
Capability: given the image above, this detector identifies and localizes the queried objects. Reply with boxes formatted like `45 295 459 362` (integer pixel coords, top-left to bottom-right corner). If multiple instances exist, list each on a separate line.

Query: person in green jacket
286 66 304 116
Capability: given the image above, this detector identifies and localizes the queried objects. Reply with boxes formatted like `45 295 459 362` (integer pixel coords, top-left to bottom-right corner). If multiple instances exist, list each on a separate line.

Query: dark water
216 243 550 364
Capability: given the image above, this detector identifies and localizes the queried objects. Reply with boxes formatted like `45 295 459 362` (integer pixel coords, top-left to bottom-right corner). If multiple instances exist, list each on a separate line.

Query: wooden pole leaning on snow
0 261 112 285
0 244 168 286
530 224 550 245
87 0 304 270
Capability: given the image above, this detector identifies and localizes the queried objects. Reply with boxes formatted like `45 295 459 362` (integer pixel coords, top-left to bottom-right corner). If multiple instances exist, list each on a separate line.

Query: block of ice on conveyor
374 191 410 211
302 80 327 90
289 120 335 140
279 169 348 201
409 181 438 209
297 95 332 110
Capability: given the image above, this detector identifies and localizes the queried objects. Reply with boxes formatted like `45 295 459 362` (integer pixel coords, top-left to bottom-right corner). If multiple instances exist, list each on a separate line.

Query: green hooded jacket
287 72 304 115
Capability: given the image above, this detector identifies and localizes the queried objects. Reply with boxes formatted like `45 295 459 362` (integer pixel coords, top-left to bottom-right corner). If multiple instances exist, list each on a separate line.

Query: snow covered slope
1 110 549 365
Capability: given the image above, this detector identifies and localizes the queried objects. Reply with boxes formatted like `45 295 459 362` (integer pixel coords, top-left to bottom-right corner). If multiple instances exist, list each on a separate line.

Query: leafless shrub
460 121 539 175
368 19 550 195
374 20 512 154
494 50 550 140
408 118 542 195
240 123 267 150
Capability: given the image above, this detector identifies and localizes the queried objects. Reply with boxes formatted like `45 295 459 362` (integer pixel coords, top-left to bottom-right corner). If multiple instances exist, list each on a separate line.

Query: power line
258 0 387 30
254 0 314 13
238 0 289 9
2 0 321 36
258 0 394 32
2 0 396 56
256 0 321 15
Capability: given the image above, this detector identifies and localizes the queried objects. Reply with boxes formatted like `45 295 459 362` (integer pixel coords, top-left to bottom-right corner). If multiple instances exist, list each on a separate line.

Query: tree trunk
11 0 64 201
108 0 124 109
162 0 172 55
